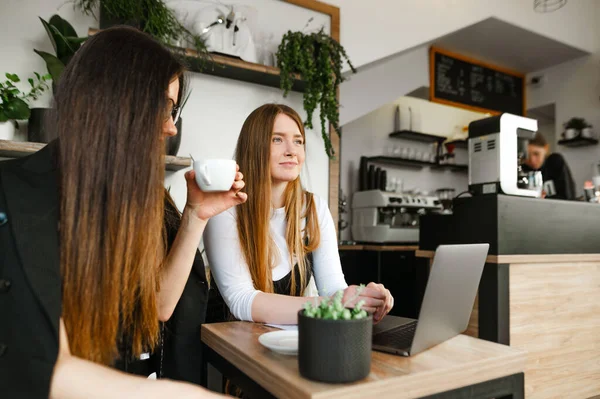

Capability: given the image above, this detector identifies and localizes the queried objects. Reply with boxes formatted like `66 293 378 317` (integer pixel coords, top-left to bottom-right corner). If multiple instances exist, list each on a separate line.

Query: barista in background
524 132 577 200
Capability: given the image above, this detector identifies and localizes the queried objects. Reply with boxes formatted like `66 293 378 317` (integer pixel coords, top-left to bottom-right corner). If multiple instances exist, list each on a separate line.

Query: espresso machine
351 190 442 243
468 113 541 197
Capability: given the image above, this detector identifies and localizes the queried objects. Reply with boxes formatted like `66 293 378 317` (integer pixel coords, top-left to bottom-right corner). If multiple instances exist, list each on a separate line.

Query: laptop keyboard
373 320 418 350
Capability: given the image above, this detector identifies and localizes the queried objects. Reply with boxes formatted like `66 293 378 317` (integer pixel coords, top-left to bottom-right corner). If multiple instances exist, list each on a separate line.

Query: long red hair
52 27 185 365
234 104 320 295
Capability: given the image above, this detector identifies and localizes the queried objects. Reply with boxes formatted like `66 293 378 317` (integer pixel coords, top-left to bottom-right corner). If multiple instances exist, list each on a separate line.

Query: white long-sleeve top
203 194 348 321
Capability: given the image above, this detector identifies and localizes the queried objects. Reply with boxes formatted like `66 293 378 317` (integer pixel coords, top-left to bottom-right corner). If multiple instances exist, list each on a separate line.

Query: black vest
210 252 314 323
0 142 210 397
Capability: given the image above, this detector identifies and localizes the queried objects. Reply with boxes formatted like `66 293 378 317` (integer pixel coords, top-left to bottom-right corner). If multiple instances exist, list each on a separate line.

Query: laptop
372 243 489 356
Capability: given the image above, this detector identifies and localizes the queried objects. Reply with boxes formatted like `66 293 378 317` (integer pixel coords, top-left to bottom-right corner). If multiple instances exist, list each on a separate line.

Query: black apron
210 252 314 323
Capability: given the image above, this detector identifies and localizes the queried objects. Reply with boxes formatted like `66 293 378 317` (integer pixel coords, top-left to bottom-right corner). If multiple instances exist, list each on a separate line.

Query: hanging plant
277 28 356 159
72 0 209 64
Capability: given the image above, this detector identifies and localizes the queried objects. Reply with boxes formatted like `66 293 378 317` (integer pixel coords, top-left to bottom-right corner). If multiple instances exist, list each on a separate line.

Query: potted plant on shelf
32 15 87 142
298 287 371 383
73 0 209 63
0 72 50 141
562 117 589 140
276 27 356 159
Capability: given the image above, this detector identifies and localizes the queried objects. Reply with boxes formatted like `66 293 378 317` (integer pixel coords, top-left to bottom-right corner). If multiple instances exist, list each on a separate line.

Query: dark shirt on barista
523 153 577 200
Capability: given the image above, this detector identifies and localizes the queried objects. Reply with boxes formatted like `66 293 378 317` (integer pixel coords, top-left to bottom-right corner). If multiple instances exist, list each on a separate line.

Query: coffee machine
468 113 541 197
351 190 442 243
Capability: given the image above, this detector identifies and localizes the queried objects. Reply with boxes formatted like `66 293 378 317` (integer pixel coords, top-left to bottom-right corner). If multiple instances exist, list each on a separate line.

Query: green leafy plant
277 28 356 159
34 15 87 93
0 72 51 126
73 0 208 61
564 117 590 130
303 285 368 320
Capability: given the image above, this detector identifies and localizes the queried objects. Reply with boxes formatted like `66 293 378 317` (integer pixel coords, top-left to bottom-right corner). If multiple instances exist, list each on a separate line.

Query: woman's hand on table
341 283 394 323
366 282 394 323
184 165 247 222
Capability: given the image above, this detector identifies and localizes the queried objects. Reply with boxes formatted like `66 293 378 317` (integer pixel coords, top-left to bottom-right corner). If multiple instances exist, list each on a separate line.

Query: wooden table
201 322 526 399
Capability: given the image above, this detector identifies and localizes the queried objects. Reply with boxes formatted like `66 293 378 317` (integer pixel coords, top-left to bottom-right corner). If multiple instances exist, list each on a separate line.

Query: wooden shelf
431 163 469 173
88 28 305 93
558 136 598 147
367 156 468 172
389 130 445 143
0 140 191 171
367 156 434 169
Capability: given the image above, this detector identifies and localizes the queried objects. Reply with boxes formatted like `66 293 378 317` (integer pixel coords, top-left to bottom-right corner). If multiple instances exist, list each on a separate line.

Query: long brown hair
234 104 320 295
50 26 185 365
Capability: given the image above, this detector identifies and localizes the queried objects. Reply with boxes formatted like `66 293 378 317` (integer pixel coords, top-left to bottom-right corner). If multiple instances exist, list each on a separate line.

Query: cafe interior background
2 0 600 397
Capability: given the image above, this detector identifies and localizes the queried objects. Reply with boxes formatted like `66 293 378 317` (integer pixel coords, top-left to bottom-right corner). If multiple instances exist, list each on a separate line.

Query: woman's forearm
50 354 223 399
157 207 207 321
51 319 224 399
251 292 323 324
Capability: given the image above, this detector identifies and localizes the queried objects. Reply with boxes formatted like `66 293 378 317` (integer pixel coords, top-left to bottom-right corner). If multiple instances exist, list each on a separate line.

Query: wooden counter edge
313 347 526 399
338 245 419 252
202 323 315 399
416 250 600 264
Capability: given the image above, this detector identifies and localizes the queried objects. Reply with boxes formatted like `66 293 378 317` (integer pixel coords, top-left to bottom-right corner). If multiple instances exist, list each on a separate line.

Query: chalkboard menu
429 47 525 116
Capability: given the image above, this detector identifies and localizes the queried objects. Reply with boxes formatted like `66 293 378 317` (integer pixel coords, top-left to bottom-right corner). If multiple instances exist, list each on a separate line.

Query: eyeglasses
165 99 181 125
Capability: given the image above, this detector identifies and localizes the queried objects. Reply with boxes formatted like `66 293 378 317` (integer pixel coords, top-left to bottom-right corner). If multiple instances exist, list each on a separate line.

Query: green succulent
34 15 87 93
0 72 51 126
277 28 356 159
303 285 368 320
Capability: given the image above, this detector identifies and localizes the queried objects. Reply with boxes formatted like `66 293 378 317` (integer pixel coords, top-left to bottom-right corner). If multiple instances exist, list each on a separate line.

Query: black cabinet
339 249 430 319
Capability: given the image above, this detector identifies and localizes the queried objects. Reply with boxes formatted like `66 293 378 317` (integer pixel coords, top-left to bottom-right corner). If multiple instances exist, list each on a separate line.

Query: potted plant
563 117 588 140
32 15 87 142
73 0 208 61
298 287 371 383
276 27 356 159
0 72 50 140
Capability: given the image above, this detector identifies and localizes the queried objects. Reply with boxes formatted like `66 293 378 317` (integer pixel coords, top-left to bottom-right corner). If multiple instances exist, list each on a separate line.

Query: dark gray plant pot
166 118 182 156
28 108 56 143
298 310 372 383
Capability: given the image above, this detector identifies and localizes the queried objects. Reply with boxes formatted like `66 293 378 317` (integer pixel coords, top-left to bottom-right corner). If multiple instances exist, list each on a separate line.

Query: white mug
193 159 236 192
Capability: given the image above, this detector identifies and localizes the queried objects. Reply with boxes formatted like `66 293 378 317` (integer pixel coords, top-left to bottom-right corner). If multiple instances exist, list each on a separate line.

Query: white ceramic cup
193 159 236 192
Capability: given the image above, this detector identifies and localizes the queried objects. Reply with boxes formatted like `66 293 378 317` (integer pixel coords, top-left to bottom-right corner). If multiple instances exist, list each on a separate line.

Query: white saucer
258 330 298 355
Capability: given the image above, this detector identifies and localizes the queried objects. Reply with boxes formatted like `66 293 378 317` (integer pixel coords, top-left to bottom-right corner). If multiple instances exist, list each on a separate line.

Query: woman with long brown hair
0 27 242 397
204 104 393 324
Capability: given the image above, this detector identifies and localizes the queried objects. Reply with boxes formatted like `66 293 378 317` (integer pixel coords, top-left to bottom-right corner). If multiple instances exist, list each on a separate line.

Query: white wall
527 53 600 192
0 0 331 211
340 96 487 240
327 0 600 70
339 45 428 126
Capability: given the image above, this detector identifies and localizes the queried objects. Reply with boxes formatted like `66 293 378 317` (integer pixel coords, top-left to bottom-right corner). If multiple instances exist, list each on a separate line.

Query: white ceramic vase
0 121 16 141
582 127 595 139
564 128 578 140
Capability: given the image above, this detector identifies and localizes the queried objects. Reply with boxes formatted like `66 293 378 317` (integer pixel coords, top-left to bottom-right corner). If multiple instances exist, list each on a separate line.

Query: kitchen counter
338 244 419 251
417 194 600 398
420 194 600 255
